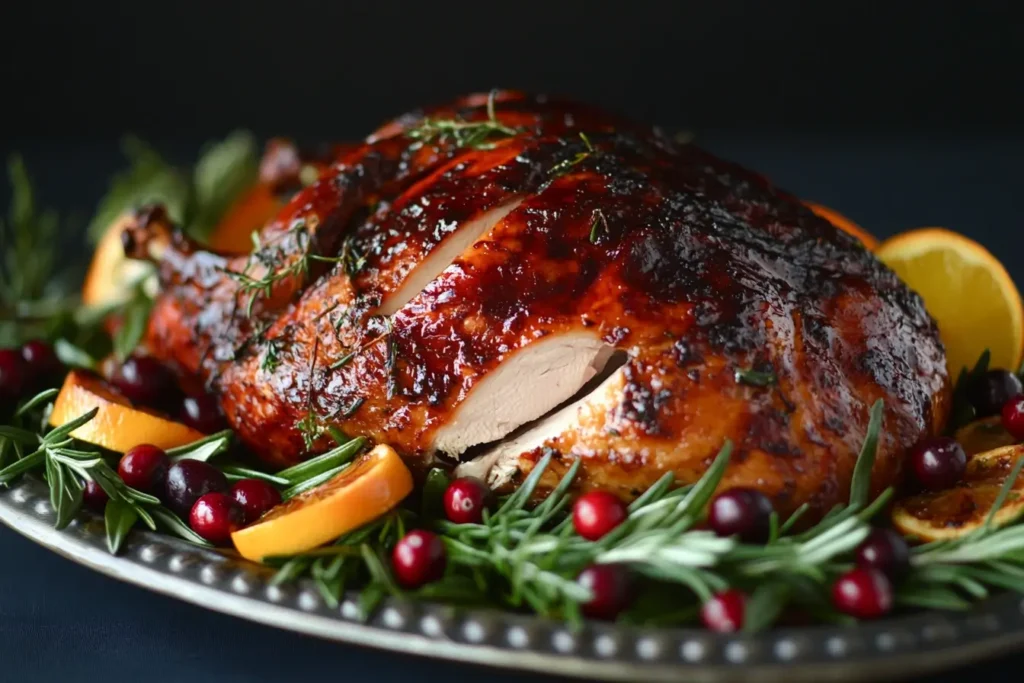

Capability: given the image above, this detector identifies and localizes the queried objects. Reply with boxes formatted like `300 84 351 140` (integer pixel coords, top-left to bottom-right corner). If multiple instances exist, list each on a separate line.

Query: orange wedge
49 370 205 452
804 201 880 251
82 214 155 308
231 444 413 561
206 183 283 254
876 228 1024 376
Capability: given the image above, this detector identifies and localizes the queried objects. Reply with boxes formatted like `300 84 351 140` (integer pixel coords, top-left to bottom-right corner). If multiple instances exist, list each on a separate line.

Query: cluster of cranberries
0 340 63 405
105 443 282 544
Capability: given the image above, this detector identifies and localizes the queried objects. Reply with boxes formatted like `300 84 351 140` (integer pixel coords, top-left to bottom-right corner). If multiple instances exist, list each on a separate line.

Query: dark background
2 1 1024 681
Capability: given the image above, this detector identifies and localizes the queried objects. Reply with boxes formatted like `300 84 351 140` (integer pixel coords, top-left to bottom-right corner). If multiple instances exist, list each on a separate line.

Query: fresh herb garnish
226 221 341 317
405 90 520 150
734 367 777 387
589 209 608 244
547 132 596 180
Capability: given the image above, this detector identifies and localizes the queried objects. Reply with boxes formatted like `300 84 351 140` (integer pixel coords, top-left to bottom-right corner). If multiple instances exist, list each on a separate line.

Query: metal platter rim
1 476 1022 683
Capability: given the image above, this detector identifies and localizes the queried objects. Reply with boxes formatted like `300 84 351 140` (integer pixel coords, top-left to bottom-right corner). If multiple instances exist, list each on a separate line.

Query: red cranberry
110 355 176 407
576 564 633 620
20 340 62 387
969 369 1024 418
230 479 282 525
832 568 894 619
855 528 911 579
572 491 628 541
82 480 109 512
189 492 243 545
391 530 446 588
910 437 967 490
117 444 170 494
180 393 225 433
1002 397 1024 441
165 459 229 516
0 348 27 402
700 589 747 632
708 488 774 543
443 477 490 524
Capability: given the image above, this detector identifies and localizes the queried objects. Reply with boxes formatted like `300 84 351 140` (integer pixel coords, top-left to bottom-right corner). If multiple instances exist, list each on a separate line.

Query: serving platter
2 475 1022 682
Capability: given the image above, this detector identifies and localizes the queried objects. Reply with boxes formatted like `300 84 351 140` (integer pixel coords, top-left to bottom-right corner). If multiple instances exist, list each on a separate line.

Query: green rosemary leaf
0 448 44 485
420 468 450 520
44 406 98 444
270 556 312 585
189 131 259 241
848 399 884 508
281 463 348 500
167 430 233 462
985 447 1024 530
221 464 290 486
360 543 400 595
14 388 59 418
589 209 608 244
767 511 781 543
104 498 138 554
734 368 776 387
778 503 811 536
896 581 972 611
276 436 366 486
743 581 791 633
0 424 40 445
494 451 554 517
53 338 100 371
150 507 213 547
112 290 153 362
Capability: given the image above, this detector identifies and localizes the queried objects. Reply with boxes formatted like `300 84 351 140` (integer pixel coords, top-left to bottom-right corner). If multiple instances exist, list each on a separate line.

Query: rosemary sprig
0 391 234 552
405 90 520 150
547 132 596 179
226 222 341 317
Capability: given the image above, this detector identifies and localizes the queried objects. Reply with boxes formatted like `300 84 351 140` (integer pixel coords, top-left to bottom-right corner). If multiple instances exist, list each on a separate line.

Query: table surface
1 134 1022 682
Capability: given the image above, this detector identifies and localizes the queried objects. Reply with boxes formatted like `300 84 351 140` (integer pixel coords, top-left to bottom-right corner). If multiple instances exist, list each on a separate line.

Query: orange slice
82 213 154 308
206 183 283 254
876 228 1024 376
804 201 880 250
49 370 205 452
231 444 413 561
892 444 1024 541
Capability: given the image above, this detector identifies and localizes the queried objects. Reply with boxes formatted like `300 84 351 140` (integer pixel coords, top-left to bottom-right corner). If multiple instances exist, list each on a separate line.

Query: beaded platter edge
0 476 1021 683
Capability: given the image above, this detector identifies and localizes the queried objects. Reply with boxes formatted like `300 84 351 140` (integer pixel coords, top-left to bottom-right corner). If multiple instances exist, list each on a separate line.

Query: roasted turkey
128 90 951 519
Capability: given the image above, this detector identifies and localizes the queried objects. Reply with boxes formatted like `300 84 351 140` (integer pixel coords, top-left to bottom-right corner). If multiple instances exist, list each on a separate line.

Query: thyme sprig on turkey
405 90 521 150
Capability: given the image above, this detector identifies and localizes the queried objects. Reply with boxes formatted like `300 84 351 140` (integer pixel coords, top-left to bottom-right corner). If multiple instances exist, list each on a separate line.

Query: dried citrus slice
892 444 1024 541
804 201 879 250
876 228 1024 376
955 416 1017 457
49 370 205 452
82 213 154 308
206 183 283 254
231 444 413 561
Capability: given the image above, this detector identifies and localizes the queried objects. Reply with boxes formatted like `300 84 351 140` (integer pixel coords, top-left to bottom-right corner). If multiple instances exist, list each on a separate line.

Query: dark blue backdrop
1 133 1022 681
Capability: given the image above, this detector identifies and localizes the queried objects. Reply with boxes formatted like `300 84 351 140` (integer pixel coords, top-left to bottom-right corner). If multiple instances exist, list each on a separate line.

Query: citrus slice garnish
231 444 413 562
49 370 205 452
892 444 1024 541
82 213 154 308
955 416 1017 457
876 227 1024 376
804 201 880 250
206 183 283 254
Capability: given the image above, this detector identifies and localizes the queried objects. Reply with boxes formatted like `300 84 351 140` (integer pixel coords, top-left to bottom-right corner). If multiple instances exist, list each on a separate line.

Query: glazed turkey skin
135 90 950 520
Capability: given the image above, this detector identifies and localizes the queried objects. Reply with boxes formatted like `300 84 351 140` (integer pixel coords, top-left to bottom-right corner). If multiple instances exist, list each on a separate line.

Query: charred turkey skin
139 91 950 519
